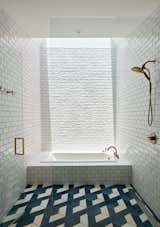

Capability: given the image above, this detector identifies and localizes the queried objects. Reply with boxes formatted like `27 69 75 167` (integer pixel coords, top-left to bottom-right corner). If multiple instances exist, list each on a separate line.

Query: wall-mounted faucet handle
147 132 157 144
0 86 14 95
0 86 6 93
6 90 14 95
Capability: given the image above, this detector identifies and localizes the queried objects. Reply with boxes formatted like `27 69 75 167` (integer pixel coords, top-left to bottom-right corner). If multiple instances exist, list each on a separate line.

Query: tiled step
27 165 132 185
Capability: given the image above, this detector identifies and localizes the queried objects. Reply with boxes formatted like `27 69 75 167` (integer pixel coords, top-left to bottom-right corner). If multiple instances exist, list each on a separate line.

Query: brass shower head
131 66 144 73
131 66 150 80
131 60 157 81
131 60 157 74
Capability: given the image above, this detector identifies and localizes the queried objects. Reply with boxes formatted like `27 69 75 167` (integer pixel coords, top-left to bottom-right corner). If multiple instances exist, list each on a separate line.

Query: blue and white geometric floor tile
0 184 153 227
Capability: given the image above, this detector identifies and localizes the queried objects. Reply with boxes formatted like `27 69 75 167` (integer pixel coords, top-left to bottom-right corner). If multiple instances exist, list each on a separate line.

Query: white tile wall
0 10 40 221
40 45 114 152
23 39 41 154
116 7 160 219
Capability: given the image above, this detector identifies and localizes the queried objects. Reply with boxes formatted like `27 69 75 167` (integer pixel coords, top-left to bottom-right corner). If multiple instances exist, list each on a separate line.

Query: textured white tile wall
0 10 40 221
0 10 25 221
40 46 114 152
116 7 160 219
23 39 41 154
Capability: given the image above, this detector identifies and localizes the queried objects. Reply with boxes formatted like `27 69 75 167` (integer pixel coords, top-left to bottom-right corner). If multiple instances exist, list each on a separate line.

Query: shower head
131 60 157 75
131 60 157 80
131 65 150 81
131 66 144 73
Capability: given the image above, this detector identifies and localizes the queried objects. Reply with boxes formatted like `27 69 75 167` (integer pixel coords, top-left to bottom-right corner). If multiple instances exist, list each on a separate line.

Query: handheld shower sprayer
131 60 157 126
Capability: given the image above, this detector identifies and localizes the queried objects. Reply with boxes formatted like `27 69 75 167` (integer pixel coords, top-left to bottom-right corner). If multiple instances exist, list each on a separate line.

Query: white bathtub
26 152 130 166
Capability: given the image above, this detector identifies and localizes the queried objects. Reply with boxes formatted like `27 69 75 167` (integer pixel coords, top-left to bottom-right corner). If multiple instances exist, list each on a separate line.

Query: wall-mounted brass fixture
131 60 158 126
147 132 157 144
0 86 14 95
6 90 14 95
14 138 24 155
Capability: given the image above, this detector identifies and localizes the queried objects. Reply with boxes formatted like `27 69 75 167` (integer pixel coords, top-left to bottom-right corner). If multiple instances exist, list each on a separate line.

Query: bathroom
0 0 160 226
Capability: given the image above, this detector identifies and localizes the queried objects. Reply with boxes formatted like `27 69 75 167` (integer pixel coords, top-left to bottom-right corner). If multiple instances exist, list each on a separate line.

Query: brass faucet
107 146 119 159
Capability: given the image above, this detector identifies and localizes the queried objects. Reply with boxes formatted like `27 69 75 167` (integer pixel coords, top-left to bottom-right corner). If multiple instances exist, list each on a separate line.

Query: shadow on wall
40 41 52 152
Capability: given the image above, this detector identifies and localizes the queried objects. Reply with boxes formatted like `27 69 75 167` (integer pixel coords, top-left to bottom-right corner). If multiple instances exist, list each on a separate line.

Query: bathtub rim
25 152 131 166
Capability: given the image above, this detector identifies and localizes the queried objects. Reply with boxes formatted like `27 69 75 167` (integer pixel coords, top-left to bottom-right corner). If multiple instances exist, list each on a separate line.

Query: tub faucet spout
107 146 119 159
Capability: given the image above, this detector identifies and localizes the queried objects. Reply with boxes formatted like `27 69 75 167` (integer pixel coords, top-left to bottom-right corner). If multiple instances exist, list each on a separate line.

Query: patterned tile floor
0 184 153 227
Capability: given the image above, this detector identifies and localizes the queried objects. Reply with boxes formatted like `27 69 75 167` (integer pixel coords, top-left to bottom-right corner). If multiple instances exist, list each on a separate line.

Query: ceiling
50 17 146 37
0 0 159 37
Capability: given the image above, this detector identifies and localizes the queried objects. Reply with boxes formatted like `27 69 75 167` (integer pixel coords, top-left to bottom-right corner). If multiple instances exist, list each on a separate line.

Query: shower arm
142 60 156 70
